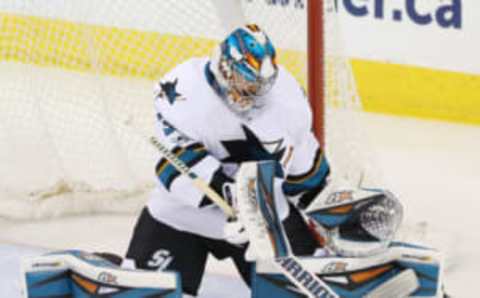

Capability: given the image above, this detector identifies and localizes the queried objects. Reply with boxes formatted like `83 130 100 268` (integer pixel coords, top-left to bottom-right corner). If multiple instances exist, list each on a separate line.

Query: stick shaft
149 137 236 218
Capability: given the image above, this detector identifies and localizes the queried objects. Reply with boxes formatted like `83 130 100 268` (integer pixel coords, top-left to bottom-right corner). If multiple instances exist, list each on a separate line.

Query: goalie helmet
209 24 278 115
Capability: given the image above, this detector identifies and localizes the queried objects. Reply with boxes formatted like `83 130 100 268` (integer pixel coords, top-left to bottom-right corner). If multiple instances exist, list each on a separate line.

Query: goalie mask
311 189 404 257
209 24 278 115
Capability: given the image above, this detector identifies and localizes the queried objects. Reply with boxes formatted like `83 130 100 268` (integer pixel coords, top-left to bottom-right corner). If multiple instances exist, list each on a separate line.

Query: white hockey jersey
147 58 329 239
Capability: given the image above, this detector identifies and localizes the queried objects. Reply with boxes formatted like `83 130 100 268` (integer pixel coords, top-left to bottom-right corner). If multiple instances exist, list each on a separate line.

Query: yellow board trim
1 13 480 125
0 13 219 79
0 13 306 85
352 59 480 125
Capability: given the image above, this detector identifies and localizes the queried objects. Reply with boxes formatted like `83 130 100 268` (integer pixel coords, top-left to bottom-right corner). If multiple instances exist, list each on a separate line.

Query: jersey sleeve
281 87 330 210
152 66 231 209
154 111 232 208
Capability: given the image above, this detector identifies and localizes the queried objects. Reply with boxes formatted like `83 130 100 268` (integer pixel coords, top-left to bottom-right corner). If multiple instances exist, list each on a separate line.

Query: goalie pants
126 206 317 296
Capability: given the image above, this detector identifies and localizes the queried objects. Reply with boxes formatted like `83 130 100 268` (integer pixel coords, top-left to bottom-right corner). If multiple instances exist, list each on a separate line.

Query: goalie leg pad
252 243 443 298
22 250 181 297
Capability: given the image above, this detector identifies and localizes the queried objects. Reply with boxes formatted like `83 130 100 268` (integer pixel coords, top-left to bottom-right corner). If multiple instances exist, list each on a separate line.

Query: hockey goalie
22 24 444 297
22 165 445 298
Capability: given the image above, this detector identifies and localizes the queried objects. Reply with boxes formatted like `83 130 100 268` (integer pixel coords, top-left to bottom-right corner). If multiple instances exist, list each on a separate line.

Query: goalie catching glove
305 184 404 258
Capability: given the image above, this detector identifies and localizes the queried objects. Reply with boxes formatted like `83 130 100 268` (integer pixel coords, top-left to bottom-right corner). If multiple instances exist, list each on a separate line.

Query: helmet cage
217 26 278 113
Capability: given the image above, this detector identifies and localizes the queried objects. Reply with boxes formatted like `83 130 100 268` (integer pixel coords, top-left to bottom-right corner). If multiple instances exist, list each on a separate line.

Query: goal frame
308 0 325 146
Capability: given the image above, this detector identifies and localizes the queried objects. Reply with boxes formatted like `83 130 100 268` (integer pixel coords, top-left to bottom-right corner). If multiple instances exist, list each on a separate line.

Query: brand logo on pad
276 257 337 298
98 271 118 285
322 261 348 274
326 191 353 205
247 178 258 207
31 261 63 269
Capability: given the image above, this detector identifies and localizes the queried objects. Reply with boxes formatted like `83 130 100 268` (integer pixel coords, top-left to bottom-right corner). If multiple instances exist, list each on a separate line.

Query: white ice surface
1 109 479 297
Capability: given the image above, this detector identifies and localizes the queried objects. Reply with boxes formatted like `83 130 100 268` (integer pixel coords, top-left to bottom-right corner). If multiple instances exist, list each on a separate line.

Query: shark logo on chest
221 125 286 176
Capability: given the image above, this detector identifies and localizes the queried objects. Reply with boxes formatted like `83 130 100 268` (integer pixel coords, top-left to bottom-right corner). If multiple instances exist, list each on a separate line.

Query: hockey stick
149 137 236 219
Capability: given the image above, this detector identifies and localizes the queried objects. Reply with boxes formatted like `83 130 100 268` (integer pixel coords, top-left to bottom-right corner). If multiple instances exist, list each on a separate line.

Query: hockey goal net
0 0 370 219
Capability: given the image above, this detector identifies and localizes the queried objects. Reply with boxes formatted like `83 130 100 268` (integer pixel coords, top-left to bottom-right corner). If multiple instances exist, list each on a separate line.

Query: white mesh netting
0 0 371 219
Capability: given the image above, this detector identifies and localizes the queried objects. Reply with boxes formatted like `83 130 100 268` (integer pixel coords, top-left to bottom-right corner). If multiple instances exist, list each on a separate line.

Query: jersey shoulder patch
156 78 186 105
154 59 202 106
154 57 224 141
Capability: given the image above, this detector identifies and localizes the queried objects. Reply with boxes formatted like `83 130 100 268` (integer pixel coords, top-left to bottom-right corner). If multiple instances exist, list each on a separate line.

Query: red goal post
308 0 326 145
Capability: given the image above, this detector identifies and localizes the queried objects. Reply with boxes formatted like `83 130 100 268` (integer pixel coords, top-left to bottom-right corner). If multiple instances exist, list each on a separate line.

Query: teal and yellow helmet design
210 24 278 114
